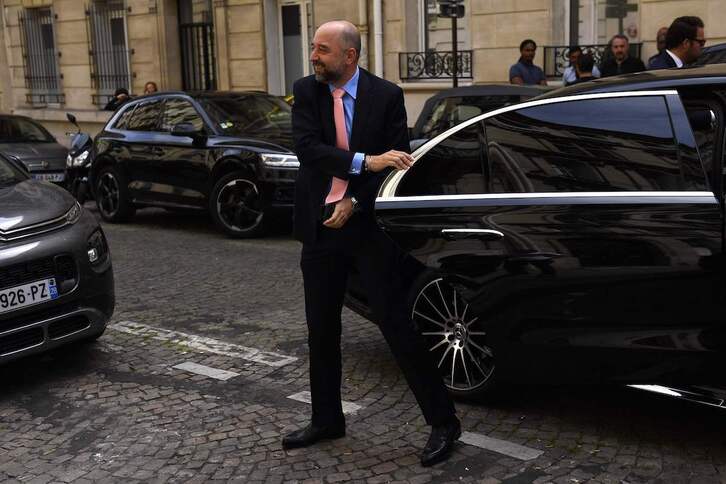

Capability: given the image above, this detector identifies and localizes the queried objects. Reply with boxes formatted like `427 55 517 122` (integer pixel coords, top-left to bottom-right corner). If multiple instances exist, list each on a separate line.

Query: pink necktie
325 88 349 204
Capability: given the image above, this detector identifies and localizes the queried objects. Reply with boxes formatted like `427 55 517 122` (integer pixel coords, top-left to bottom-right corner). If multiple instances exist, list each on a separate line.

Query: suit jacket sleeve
354 87 410 212
292 79 353 180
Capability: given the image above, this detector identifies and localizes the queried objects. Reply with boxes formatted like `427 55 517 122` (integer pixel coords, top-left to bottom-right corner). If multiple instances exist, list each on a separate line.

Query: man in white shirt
649 16 705 69
562 46 600 86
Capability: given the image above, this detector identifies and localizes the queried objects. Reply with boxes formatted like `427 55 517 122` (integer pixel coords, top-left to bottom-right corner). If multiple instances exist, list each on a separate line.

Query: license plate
0 278 59 315
33 173 65 182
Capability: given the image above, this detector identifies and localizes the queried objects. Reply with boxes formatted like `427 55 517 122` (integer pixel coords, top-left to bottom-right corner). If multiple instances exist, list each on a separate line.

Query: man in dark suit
600 34 645 77
649 16 705 70
283 20 460 467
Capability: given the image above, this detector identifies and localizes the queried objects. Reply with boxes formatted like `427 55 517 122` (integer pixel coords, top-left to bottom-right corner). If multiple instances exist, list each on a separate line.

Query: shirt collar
329 67 360 99
665 49 684 67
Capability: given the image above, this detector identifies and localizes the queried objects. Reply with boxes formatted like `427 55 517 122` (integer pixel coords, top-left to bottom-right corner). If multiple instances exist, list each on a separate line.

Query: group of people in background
103 81 159 111
510 15 706 86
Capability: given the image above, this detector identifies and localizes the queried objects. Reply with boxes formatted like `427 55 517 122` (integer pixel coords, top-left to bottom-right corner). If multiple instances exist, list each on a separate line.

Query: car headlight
87 228 109 265
65 201 82 224
261 153 300 168
67 150 90 168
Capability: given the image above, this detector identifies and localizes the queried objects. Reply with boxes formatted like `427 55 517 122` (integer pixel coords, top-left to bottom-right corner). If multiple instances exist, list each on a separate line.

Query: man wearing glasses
649 16 705 69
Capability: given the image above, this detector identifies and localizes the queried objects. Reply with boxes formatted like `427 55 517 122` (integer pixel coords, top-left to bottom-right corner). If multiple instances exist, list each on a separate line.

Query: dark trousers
300 217 456 428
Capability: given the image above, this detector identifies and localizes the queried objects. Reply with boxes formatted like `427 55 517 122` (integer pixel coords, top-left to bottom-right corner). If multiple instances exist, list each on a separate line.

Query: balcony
399 50 473 82
543 43 643 79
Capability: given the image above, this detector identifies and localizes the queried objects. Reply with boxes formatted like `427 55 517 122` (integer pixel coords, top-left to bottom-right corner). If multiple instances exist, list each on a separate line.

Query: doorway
279 1 312 95
178 0 216 91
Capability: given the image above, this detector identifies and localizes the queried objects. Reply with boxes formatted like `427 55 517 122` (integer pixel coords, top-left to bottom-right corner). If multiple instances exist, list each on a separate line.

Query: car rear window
484 96 687 192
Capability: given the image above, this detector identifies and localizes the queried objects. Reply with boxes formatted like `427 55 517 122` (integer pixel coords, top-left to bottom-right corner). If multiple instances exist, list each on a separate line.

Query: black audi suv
90 91 298 238
0 154 114 363
346 65 726 406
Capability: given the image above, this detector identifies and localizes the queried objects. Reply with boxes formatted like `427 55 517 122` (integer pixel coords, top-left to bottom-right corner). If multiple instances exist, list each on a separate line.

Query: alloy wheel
97 172 120 218
215 178 263 233
412 278 494 393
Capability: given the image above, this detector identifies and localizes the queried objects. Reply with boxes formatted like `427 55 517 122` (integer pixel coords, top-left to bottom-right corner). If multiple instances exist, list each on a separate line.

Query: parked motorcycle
65 113 93 203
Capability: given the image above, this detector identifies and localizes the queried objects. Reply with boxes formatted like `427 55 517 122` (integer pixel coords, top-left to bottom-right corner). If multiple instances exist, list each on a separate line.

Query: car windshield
198 94 292 137
0 157 27 187
0 117 55 143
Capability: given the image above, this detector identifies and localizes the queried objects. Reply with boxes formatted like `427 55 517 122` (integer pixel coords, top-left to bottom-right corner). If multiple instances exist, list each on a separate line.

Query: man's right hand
367 150 414 172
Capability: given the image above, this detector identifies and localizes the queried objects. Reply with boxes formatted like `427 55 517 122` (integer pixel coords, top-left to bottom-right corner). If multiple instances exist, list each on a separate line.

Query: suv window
112 104 136 130
397 122 486 196
161 98 205 132
484 97 684 192
126 100 162 131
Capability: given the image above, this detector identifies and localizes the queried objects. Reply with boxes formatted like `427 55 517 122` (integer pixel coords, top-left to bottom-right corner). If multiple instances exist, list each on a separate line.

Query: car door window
397 122 486 196
126 100 162 132
112 104 136 130
484 96 686 192
420 95 522 139
161 98 205 133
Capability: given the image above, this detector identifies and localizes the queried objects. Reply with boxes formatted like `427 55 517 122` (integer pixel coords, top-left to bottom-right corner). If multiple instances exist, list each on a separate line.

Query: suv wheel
210 171 267 238
411 274 496 399
95 165 135 222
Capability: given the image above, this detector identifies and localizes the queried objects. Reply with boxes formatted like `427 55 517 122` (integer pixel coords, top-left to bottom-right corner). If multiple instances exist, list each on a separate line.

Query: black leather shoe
420 418 461 467
282 423 345 449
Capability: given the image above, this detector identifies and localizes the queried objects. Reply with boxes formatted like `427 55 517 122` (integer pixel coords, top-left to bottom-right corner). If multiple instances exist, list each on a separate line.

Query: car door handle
150 146 164 156
440 229 504 241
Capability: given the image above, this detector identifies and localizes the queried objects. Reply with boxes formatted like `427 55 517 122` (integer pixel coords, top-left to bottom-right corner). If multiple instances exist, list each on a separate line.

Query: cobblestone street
1 207 725 484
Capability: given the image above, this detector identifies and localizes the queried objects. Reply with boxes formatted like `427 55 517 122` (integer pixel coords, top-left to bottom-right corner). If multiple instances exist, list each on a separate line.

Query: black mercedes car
346 65 726 406
90 91 298 238
0 154 114 363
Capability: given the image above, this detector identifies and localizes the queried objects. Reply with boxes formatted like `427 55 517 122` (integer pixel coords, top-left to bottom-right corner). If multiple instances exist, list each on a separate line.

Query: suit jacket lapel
349 69 373 153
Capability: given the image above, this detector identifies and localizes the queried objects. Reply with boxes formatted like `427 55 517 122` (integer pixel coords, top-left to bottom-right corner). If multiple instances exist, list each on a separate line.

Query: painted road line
287 391 363 415
173 362 240 381
111 321 298 367
459 431 544 461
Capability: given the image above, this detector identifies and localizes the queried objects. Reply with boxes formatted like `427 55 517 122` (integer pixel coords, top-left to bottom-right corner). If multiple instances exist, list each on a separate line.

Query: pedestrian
285 20 460 467
649 16 705 69
562 46 600 86
647 26 669 68
599 34 645 77
569 53 597 85
509 39 547 86
103 87 130 112
144 81 158 95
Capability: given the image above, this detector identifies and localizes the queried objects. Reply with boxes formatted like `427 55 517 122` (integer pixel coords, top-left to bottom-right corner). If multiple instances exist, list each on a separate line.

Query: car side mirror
171 123 203 138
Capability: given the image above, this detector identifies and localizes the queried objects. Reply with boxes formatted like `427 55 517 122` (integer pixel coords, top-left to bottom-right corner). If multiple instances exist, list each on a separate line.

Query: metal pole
452 14 457 87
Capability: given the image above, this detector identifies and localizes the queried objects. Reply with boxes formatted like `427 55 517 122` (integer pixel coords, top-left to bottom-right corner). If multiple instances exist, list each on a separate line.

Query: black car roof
539 64 726 99
427 84 552 101
128 90 274 102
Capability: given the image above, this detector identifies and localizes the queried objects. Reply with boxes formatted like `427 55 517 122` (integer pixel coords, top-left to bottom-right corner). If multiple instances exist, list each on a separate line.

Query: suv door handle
441 228 504 241
150 146 164 156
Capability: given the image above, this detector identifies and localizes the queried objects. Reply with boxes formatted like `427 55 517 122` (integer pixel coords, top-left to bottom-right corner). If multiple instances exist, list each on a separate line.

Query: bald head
310 20 361 86
317 20 361 60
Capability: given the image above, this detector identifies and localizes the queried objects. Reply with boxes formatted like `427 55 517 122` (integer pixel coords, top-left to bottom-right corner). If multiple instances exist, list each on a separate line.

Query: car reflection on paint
0 154 114 364
345 65 726 407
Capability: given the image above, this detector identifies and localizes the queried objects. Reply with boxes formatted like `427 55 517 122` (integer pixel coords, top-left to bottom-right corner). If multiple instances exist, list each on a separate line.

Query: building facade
0 0 723 142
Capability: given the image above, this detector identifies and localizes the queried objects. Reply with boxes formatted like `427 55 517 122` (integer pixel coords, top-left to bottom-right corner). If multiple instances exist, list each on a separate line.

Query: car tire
410 271 497 400
209 171 268 238
95 165 135 223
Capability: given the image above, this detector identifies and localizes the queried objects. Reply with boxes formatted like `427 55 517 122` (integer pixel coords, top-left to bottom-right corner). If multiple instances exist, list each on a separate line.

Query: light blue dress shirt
329 67 365 174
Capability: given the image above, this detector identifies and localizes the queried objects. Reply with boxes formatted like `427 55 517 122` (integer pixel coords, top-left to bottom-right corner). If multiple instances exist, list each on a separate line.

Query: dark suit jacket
600 56 646 77
291 68 409 244
648 50 679 70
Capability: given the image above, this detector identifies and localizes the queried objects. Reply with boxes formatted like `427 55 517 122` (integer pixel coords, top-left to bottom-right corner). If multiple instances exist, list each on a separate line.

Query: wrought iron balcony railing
399 50 473 81
543 43 642 78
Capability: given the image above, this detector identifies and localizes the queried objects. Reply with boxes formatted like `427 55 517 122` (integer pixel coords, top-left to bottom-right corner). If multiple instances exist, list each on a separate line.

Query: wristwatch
351 196 361 213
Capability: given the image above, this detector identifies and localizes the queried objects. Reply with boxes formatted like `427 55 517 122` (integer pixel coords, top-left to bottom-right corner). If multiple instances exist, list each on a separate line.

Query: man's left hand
323 197 353 229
